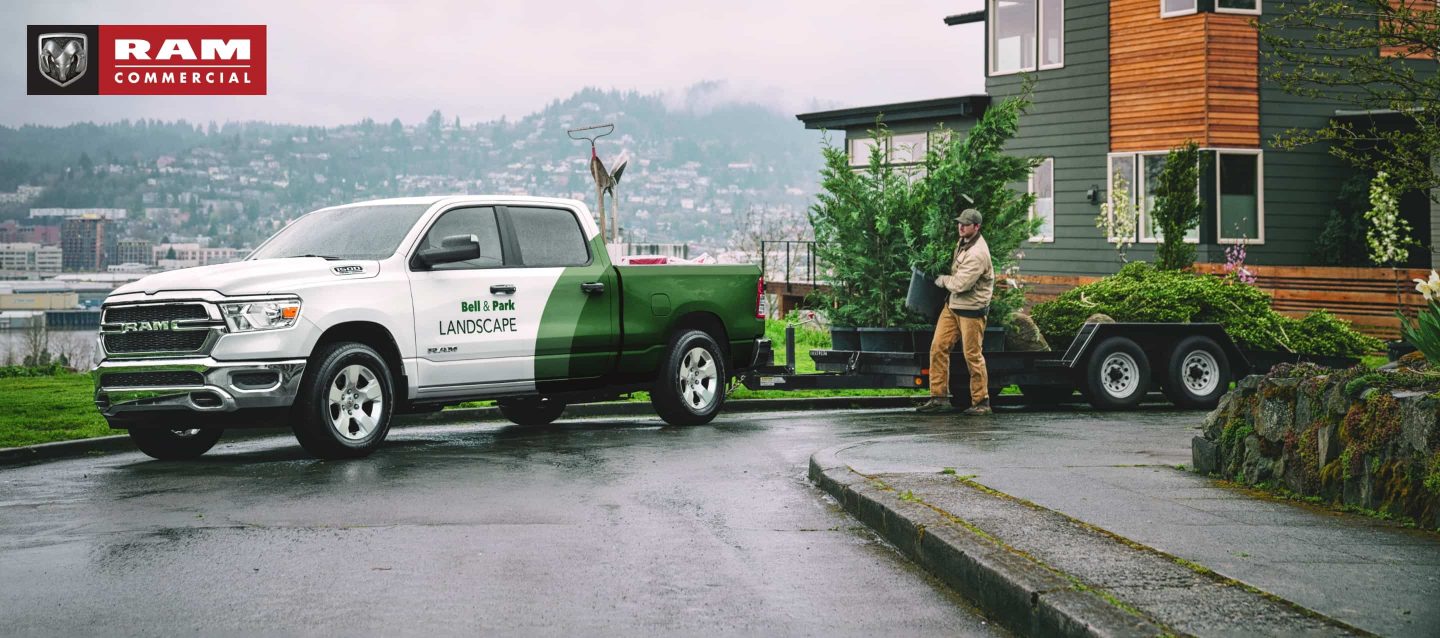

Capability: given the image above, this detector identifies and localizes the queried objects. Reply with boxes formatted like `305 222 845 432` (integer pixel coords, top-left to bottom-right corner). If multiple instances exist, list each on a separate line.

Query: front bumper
93 357 307 418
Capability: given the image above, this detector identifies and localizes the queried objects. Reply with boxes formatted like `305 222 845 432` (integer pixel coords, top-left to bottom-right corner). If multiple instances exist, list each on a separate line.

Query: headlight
221 298 302 332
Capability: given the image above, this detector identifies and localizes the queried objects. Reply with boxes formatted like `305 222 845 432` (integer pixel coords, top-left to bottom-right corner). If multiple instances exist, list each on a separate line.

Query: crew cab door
501 205 617 381
408 205 545 391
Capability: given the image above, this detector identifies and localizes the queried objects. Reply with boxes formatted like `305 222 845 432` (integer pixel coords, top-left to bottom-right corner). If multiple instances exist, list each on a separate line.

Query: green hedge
1030 262 1382 357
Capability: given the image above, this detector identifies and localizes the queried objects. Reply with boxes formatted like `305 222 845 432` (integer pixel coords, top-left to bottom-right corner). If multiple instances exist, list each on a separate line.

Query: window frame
987 0 1065 77
1214 148 1265 245
1160 0 1198 18
1215 0 1261 16
1028 157 1056 243
1107 150 1201 245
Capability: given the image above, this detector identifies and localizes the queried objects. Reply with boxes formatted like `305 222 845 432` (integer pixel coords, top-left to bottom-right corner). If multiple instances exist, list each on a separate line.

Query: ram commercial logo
119 321 179 333
27 25 266 95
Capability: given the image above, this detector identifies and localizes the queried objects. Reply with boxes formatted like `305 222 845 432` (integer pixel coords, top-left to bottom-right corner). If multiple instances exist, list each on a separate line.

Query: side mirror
417 234 481 267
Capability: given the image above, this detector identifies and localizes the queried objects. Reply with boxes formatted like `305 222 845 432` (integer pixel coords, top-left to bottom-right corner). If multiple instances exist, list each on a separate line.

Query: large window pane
1162 0 1197 15
890 133 928 164
1040 0 1063 67
1219 153 1260 240
993 0 1037 73
1030 158 1055 241
509 207 590 267
1106 155 1137 241
421 207 504 270
848 138 879 167
1140 154 1166 242
1217 0 1259 12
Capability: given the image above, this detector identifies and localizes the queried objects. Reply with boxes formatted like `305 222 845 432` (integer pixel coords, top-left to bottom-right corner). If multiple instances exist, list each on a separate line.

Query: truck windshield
248 204 431 261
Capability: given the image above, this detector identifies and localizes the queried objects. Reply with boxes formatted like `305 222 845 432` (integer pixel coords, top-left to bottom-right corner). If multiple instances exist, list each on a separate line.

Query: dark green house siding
985 0 1120 277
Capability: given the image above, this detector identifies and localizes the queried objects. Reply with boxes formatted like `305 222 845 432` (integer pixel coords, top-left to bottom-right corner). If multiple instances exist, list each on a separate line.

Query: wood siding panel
1110 1 1259 152
1381 0 1437 59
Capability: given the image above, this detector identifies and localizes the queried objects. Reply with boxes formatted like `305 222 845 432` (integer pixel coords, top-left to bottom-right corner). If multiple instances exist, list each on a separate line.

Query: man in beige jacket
916 208 994 415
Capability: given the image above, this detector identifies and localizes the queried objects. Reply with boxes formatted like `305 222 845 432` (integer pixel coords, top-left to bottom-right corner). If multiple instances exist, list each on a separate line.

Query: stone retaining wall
1192 365 1440 530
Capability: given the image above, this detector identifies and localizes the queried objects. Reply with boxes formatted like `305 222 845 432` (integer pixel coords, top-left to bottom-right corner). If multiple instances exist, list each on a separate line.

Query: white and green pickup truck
93 196 766 460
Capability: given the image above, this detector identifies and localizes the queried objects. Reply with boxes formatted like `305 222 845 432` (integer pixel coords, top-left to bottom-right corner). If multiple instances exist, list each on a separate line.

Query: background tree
1258 0 1440 197
1153 142 1203 270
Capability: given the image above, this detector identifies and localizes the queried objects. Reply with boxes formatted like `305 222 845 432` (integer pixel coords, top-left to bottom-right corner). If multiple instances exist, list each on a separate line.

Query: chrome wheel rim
1100 352 1140 398
1182 350 1220 396
170 429 202 437
677 347 718 412
328 364 383 440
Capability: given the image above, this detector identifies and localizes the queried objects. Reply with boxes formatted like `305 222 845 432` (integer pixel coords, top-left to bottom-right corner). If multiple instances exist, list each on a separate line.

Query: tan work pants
929 308 989 404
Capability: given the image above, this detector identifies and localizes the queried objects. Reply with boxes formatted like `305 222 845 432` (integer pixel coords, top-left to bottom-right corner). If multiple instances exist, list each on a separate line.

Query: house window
1104 154 1137 242
848 133 928 167
1107 151 1200 245
1216 0 1261 15
1161 0 1197 17
989 0 1064 75
1217 150 1264 243
1030 157 1055 242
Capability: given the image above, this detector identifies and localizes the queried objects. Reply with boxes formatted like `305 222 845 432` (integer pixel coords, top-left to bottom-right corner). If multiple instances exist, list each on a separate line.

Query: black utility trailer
742 322 1358 410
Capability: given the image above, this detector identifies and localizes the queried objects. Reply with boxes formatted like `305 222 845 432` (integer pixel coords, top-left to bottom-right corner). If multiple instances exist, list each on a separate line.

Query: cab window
507 207 591 267
417 206 504 270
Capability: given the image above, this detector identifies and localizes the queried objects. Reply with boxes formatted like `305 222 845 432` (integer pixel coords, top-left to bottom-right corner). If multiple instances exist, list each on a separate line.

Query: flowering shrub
1223 241 1256 284
1096 169 1138 262
1365 171 1415 266
1399 270 1440 362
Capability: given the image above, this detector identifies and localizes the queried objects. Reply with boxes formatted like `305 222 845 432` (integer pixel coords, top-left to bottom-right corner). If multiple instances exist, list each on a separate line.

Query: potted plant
903 84 1043 340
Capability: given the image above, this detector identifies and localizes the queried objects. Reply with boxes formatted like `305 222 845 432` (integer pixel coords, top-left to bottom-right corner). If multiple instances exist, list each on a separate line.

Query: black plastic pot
1387 339 1417 362
905 267 948 323
857 327 910 353
830 326 860 351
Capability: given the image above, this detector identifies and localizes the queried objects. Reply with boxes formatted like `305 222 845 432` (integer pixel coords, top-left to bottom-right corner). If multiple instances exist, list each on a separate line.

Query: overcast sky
3 0 986 127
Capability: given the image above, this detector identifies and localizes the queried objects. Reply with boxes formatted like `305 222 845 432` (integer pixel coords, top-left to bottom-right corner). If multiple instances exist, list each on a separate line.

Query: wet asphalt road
0 410 1013 636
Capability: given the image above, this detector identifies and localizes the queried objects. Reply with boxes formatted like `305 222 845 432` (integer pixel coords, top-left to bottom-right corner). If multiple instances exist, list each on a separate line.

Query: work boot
915 397 951 413
961 399 992 416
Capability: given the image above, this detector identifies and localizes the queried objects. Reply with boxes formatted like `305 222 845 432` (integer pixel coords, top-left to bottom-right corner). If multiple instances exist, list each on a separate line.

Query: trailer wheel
1021 384 1075 406
498 397 567 426
652 329 727 425
1083 337 1150 410
1163 336 1231 409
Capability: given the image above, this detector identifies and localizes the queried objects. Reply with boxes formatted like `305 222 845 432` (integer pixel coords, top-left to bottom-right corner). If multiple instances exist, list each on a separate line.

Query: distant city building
115 239 154 266
0 242 63 277
30 207 127 221
0 220 61 245
0 185 43 204
61 217 112 271
153 243 241 269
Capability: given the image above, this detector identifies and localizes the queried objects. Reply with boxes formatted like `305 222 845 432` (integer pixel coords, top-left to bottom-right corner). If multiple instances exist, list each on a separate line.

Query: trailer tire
1163 336 1231 409
498 397 567 426
652 329 727 425
1083 337 1150 411
292 341 395 459
1021 384 1075 406
128 428 223 460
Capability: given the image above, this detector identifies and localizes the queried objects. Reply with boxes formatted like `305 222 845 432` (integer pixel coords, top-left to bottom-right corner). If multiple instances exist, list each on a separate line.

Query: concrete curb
808 445 1161 638
0 395 917 468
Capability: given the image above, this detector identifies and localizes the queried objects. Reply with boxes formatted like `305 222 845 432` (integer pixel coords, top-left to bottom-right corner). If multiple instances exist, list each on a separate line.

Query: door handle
490 284 517 295
580 282 606 294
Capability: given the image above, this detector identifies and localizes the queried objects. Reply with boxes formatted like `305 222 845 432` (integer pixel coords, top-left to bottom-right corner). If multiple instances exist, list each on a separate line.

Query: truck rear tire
498 397 566 426
1083 337 1150 411
128 428 223 460
292 341 395 459
1163 336 1231 409
651 329 727 425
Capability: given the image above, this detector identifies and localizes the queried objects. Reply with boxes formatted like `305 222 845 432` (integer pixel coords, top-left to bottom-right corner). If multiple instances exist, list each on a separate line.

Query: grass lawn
0 373 112 448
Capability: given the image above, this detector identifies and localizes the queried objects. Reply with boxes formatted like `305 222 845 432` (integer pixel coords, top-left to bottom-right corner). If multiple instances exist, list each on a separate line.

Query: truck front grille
99 371 206 387
101 302 223 358
104 331 211 354
103 304 209 323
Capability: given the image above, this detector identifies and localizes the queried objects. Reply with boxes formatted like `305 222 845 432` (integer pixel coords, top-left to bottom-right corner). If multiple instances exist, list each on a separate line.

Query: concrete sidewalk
811 408 1440 637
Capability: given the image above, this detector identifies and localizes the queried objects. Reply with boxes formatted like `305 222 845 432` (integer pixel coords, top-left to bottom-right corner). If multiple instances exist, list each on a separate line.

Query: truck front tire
652 329 727 425
128 428 223 460
292 341 395 459
498 397 567 426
